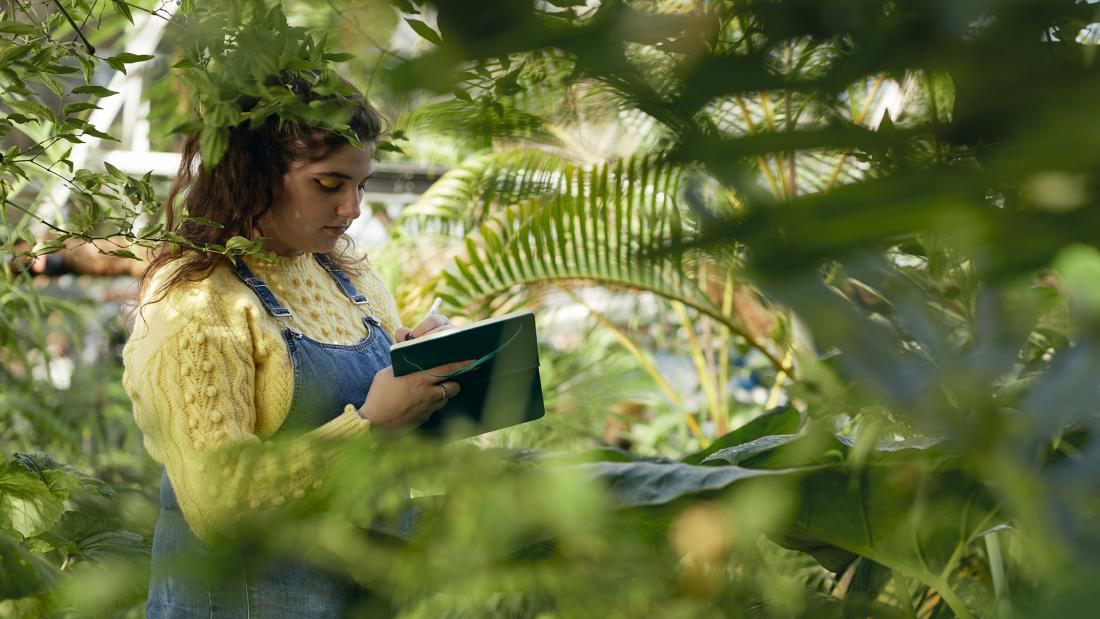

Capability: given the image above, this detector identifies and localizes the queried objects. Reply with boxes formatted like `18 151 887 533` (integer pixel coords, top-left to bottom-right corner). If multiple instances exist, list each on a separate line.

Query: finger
442 380 461 398
420 322 456 337
431 380 461 409
426 359 476 376
412 314 450 338
395 327 414 342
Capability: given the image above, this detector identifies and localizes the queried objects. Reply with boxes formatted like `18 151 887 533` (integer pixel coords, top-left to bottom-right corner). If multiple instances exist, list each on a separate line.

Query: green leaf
169 119 203 135
36 512 147 563
8 99 55 125
110 0 134 24
0 21 37 35
9 453 114 501
0 531 56 599
0 42 33 67
376 140 404 154
405 18 442 46
559 457 1000 589
107 249 139 260
70 85 118 98
102 161 126 181
79 124 120 142
0 461 64 538
225 236 257 254
108 52 154 65
199 125 229 170
187 215 225 229
681 406 802 464
44 63 80 75
63 101 100 116
700 433 845 468
322 52 355 62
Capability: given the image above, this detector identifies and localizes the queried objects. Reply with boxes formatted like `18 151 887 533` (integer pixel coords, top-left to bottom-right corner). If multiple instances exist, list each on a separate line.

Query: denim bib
146 254 393 618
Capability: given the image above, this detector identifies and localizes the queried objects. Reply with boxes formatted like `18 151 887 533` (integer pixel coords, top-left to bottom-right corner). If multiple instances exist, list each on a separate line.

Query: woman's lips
323 226 347 236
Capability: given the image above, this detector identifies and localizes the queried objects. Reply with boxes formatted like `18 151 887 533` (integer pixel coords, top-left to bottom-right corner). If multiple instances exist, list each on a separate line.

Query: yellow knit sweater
123 252 401 541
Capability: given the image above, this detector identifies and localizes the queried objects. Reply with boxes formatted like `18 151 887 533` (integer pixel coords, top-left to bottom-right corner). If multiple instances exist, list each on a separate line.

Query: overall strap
231 258 293 318
314 254 375 309
314 253 382 331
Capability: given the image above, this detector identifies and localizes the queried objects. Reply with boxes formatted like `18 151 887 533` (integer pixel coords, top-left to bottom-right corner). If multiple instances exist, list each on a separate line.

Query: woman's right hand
357 361 470 431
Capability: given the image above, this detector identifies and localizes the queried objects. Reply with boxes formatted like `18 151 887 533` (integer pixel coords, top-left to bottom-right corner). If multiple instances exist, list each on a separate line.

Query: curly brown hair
139 73 385 304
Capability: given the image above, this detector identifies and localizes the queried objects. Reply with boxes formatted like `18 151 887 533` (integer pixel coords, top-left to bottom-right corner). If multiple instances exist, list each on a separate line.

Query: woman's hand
395 313 455 343
357 360 470 431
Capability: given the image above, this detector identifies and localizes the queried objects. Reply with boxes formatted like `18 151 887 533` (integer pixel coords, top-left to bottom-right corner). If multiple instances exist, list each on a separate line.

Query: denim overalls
146 253 393 618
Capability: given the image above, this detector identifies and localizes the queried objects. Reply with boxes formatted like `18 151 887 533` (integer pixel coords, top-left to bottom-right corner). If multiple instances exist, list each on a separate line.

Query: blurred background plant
4 0 1100 617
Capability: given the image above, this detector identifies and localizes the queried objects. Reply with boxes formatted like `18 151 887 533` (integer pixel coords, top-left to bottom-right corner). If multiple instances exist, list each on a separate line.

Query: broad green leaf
562 457 999 597
0 531 56 600
9 453 112 502
0 462 64 538
682 405 803 464
199 125 229 170
34 512 147 563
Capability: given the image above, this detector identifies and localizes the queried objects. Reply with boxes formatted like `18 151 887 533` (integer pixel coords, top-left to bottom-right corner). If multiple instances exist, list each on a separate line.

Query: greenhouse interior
3 1 1100 617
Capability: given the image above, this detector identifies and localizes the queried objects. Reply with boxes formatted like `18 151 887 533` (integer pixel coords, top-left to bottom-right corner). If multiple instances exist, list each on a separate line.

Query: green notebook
389 310 545 439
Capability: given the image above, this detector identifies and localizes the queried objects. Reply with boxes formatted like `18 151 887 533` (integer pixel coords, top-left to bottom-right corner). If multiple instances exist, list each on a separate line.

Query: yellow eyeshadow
317 178 341 189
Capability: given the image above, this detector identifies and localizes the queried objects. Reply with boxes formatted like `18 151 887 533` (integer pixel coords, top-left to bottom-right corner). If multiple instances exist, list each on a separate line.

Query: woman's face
261 142 376 256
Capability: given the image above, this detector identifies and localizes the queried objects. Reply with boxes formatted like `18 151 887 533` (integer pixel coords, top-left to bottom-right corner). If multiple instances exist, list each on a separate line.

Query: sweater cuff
308 405 372 443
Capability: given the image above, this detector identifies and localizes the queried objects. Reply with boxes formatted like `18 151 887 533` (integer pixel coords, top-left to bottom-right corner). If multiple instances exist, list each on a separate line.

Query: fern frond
397 149 576 235
398 99 558 155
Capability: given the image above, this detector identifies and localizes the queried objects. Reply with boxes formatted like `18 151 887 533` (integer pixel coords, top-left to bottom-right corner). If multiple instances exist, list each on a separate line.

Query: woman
124 73 461 617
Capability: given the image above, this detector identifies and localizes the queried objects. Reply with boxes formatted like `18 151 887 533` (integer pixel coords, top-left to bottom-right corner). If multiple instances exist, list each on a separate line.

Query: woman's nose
337 189 362 220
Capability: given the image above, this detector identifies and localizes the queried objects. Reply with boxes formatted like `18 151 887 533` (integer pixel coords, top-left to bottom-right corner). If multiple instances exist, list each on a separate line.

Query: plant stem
986 532 1013 619
673 301 723 439
51 0 95 54
718 270 734 426
892 569 918 619
932 577 975 619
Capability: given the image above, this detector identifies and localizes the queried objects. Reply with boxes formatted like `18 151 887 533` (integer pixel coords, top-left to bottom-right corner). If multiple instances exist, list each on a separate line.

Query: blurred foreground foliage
4 0 1100 617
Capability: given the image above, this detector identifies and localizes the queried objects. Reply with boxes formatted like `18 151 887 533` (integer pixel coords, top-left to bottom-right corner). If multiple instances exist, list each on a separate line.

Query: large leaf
432 156 726 319
0 461 64 538
558 453 999 613
0 530 57 600
681 405 802 464
33 511 147 565
10 453 115 502
397 149 575 234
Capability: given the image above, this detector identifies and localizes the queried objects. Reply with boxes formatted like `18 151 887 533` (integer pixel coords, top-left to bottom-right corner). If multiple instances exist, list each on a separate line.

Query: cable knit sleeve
123 276 371 542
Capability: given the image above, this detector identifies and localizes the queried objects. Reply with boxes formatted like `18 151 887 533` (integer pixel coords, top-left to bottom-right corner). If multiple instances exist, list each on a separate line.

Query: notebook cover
389 311 544 439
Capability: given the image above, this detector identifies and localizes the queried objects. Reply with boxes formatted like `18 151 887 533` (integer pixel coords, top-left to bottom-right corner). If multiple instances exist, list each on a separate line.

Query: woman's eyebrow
316 171 377 182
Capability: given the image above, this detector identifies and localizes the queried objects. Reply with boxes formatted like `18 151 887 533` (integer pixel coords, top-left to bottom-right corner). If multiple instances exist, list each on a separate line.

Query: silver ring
438 384 449 401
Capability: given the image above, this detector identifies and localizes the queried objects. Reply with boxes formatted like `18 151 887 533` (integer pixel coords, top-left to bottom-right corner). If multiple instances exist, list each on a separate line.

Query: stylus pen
405 298 444 342
426 297 442 319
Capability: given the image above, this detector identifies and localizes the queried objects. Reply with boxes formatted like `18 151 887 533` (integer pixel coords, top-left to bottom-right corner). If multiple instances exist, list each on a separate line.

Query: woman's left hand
395 313 455 343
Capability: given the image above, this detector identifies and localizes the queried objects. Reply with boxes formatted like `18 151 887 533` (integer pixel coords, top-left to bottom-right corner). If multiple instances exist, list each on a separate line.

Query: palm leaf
431 156 782 368
398 99 558 156
397 148 575 235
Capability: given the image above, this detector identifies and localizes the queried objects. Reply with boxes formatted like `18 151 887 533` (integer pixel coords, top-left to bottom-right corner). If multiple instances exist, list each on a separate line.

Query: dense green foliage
4 0 1100 617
